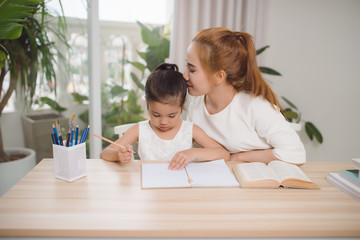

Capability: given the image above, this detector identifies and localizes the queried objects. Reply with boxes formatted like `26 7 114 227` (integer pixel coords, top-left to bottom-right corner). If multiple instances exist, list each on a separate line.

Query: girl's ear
215 70 227 85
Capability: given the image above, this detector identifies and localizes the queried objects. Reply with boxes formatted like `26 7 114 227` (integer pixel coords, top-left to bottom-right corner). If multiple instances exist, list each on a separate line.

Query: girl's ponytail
154 63 179 72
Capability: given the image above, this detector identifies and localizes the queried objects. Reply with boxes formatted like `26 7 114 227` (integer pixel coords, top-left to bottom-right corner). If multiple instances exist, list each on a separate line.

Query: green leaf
130 72 145 91
137 51 147 61
145 39 170 71
259 66 282 76
39 97 67 113
138 21 161 47
305 121 323 143
71 93 88 104
110 85 128 98
282 96 298 110
283 109 298 121
0 22 23 39
0 0 43 39
0 50 6 68
127 60 146 73
256 45 269 55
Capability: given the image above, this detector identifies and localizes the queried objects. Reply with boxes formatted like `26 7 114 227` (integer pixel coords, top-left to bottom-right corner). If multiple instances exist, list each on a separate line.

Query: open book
233 160 319 189
141 159 239 189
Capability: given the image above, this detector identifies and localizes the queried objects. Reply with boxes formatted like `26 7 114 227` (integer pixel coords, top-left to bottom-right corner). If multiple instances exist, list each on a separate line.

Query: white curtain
169 0 268 72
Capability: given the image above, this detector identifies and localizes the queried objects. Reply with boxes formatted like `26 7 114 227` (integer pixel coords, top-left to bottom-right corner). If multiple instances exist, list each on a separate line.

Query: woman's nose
183 69 189 80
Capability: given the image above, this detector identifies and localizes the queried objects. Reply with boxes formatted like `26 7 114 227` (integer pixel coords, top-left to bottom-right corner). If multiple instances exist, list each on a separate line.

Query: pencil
70 127 74 147
52 124 60 145
92 132 136 153
75 125 79 145
184 167 193 184
65 133 70 147
55 120 63 146
69 113 75 133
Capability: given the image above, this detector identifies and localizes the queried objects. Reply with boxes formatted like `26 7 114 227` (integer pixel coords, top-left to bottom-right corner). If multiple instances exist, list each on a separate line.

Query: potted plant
21 97 68 162
257 46 323 144
0 0 67 195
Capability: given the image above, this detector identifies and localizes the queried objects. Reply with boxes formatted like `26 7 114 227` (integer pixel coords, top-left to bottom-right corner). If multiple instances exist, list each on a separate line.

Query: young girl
100 63 229 169
172 27 306 170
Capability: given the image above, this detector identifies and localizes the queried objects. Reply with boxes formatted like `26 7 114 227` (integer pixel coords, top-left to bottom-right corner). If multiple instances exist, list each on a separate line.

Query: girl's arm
168 124 230 170
100 124 139 163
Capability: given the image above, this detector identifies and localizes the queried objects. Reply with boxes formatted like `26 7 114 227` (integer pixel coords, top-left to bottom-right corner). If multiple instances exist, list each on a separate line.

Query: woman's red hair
192 27 280 109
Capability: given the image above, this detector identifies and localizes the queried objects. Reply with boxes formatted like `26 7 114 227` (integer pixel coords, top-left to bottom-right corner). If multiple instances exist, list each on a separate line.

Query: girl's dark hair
145 63 187 107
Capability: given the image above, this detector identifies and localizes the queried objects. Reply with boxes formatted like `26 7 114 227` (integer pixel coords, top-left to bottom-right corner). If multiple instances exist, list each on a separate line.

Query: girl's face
183 43 216 96
148 99 182 133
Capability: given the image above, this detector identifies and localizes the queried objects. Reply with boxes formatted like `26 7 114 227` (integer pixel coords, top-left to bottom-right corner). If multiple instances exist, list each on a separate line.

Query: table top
0 159 359 238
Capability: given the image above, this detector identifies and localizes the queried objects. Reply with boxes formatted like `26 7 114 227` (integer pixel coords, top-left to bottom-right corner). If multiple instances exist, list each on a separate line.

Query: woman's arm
229 149 277 164
249 97 306 165
229 149 304 166
168 124 229 170
100 124 139 163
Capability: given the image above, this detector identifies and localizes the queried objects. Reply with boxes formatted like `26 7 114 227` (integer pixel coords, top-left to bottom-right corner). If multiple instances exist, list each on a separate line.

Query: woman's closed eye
185 63 195 73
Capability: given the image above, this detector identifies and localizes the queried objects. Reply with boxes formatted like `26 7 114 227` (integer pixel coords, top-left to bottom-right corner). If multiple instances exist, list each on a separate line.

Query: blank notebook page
141 163 190 188
186 159 239 187
141 160 239 188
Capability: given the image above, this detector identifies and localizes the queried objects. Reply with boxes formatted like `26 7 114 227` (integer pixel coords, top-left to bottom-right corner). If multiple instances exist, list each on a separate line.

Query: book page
233 162 280 188
185 160 239 187
268 161 311 183
236 162 279 182
141 163 190 188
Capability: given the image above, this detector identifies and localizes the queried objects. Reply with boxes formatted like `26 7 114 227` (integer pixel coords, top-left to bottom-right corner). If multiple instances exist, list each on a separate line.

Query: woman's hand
117 144 133 164
168 149 196 170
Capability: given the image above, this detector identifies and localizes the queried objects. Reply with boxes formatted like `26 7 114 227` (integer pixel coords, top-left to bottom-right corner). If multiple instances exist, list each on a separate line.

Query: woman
170 27 305 170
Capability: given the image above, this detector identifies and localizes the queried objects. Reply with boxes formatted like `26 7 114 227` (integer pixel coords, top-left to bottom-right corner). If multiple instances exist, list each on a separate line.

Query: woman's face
183 43 216 96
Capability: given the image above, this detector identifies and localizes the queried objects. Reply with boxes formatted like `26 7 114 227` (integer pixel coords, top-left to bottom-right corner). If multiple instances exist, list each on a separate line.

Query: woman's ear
215 70 227 85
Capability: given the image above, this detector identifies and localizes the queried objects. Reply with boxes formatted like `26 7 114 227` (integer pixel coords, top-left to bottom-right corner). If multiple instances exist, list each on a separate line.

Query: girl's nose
160 117 167 125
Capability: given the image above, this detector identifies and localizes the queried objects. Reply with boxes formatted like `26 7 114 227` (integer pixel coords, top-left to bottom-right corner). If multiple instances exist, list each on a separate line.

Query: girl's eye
169 115 176 118
152 113 160 117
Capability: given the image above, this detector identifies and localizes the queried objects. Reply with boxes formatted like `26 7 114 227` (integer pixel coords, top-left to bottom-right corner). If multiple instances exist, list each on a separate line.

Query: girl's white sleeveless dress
138 120 193 160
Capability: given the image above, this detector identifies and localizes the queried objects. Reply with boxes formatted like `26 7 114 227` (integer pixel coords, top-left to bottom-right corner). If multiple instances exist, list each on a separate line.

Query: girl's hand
168 149 195 170
117 144 133 164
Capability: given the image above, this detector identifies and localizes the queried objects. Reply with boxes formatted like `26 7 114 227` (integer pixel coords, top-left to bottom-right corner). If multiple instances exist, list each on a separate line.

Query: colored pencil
52 124 60 145
75 125 79 145
92 132 135 153
55 120 63 146
66 133 70 147
70 127 74 147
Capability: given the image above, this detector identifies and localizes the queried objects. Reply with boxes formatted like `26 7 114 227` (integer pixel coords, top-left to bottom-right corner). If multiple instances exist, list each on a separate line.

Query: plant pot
290 122 302 132
22 112 69 163
0 147 36 197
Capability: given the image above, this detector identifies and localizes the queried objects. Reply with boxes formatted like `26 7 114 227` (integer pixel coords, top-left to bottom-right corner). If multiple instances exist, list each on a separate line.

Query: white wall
264 0 360 161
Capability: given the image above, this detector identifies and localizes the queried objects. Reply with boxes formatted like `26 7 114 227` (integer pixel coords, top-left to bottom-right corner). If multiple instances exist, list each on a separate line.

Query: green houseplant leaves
257 46 323 144
0 0 68 162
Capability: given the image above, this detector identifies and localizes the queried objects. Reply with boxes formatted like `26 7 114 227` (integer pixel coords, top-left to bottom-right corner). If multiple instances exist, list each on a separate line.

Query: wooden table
0 159 359 238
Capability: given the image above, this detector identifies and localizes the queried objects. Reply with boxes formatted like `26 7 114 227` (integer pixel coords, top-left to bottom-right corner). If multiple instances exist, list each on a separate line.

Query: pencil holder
53 143 86 182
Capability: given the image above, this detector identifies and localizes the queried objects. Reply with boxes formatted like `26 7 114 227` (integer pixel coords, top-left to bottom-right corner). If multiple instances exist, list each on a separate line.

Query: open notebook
141 159 239 188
